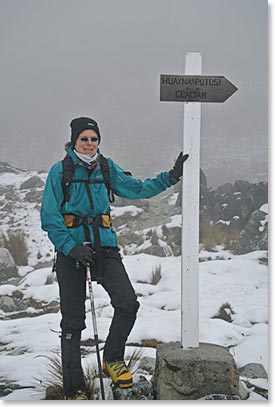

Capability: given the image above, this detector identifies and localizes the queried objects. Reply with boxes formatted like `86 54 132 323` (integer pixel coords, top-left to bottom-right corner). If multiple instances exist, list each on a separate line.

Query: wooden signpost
160 74 237 103
160 52 237 349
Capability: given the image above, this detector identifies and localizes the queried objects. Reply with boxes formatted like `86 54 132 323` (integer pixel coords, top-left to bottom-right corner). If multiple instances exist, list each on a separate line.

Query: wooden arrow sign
160 74 238 103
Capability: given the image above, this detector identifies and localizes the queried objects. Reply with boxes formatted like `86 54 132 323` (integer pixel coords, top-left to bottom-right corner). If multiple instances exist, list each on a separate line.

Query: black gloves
169 152 189 183
69 245 95 266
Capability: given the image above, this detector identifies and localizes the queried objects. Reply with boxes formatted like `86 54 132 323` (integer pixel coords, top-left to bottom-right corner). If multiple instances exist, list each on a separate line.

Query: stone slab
154 342 239 400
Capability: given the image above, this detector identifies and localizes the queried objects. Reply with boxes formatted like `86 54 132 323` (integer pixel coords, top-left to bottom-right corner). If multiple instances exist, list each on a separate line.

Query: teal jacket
41 148 177 256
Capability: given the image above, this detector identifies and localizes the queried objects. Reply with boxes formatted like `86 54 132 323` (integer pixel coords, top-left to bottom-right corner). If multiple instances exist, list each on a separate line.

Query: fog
0 0 267 187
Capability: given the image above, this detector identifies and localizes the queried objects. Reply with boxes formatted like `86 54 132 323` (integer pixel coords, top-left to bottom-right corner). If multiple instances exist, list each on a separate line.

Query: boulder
216 182 235 196
0 162 20 174
239 208 268 253
139 356 156 375
154 342 239 400
143 244 171 257
0 295 26 312
20 176 44 190
199 394 240 400
112 376 153 400
238 363 268 380
23 189 43 203
0 248 18 283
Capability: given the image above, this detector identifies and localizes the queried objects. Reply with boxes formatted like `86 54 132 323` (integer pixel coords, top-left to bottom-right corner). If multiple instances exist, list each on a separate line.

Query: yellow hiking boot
103 360 133 388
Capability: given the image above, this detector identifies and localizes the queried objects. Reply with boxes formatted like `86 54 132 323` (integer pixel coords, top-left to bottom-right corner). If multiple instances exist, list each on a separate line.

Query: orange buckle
102 214 111 228
64 214 75 228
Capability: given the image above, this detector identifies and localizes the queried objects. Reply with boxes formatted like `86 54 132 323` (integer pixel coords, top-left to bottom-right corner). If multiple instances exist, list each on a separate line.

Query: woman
41 116 188 400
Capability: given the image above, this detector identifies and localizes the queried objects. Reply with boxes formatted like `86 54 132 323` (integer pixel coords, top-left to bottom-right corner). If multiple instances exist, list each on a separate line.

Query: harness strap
99 155 115 203
64 214 111 284
64 214 111 228
84 180 94 210
92 217 103 284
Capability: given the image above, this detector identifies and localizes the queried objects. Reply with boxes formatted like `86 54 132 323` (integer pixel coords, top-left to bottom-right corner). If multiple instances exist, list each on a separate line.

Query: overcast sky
0 0 268 187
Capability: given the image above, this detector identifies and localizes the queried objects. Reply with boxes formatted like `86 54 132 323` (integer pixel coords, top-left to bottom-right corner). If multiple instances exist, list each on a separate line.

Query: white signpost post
160 52 237 350
181 52 202 349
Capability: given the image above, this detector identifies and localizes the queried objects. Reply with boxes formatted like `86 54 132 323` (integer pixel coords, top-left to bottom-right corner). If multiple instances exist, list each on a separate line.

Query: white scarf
74 150 99 165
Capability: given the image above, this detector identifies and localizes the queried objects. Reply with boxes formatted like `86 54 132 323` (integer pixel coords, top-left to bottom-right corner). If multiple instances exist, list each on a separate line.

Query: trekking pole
85 247 105 400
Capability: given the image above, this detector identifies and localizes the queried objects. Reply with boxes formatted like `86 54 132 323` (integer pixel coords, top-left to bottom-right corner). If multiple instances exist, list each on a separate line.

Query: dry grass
45 273 55 285
200 220 226 251
141 338 159 348
150 263 162 285
212 302 235 322
34 347 144 400
34 351 64 400
1 230 28 265
151 229 159 245
223 229 241 254
125 347 144 374
200 219 240 253
117 232 144 248
34 351 96 400
136 264 162 285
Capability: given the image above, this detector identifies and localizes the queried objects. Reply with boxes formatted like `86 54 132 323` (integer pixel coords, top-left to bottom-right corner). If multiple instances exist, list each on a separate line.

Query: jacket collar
67 147 101 166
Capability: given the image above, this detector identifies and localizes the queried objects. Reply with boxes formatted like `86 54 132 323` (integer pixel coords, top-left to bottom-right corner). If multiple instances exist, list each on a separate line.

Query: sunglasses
79 137 99 143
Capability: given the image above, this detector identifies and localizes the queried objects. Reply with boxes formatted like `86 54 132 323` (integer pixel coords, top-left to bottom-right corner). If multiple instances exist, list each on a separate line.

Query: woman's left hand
169 152 189 182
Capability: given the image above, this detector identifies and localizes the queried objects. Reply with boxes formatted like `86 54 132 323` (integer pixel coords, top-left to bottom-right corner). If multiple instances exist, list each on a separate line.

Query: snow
260 203 268 214
19 267 53 288
233 334 268 371
0 248 268 401
165 214 181 227
216 219 230 226
167 192 179 205
0 285 16 296
0 170 269 401
111 205 143 218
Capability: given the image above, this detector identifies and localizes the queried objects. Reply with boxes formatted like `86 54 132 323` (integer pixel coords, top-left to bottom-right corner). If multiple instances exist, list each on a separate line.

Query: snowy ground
0 249 268 401
0 170 269 401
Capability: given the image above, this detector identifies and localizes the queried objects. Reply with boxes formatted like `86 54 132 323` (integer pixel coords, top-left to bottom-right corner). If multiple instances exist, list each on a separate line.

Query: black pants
56 247 139 397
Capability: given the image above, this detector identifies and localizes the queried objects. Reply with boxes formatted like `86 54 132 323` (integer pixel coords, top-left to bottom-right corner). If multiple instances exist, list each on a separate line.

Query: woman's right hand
69 245 95 266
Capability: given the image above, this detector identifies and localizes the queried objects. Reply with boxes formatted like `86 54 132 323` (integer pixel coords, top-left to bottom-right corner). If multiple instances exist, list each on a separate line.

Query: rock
239 208 268 253
164 226 181 256
7 347 28 356
112 196 150 209
200 169 208 186
0 295 26 312
0 380 25 398
12 290 24 299
143 244 171 257
216 182 235 196
176 169 208 207
258 226 268 251
112 375 154 400
20 176 44 190
239 380 250 400
117 229 144 248
241 379 268 399
0 162 22 174
154 342 239 400
234 180 254 195
239 363 268 380
139 357 156 375
23 189 42 203
199 394 240 400
93 378 113 400
0 248 18 283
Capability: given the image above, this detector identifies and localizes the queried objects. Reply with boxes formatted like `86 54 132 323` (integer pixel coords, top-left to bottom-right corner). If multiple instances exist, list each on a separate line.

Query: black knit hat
70 117 101 146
